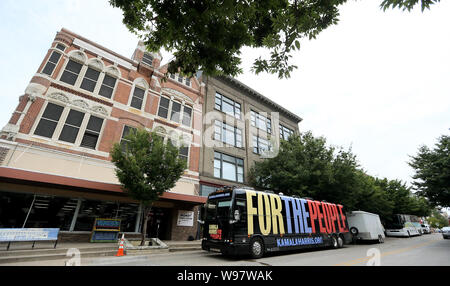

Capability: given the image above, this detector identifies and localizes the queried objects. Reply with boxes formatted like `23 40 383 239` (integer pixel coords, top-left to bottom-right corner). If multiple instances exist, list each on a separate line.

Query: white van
347 211 385 243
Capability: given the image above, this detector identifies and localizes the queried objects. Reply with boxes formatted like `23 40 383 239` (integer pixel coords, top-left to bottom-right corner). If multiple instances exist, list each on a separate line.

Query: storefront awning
0 167 206 205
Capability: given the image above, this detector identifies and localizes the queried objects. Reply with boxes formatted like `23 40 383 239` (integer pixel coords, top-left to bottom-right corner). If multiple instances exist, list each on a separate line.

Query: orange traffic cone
116 234 126 256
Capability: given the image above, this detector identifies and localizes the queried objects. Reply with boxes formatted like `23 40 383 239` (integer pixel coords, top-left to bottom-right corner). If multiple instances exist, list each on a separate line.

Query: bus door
205 196 232 241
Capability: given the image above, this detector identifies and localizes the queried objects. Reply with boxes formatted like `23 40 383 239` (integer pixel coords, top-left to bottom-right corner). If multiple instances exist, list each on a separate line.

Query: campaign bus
200 187 352 258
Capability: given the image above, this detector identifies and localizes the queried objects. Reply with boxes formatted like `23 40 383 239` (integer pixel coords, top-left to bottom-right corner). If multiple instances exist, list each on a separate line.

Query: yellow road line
334 239 439 266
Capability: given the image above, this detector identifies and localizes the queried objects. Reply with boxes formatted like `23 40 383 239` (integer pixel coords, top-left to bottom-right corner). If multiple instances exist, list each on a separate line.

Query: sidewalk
0 240 202 266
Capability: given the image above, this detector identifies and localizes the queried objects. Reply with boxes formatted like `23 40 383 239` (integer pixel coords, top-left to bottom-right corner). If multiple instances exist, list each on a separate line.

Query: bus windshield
205 198 232 220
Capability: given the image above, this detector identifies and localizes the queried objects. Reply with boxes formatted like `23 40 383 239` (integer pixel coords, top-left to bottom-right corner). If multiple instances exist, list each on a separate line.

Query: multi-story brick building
0 28 205 241
198 75 302 196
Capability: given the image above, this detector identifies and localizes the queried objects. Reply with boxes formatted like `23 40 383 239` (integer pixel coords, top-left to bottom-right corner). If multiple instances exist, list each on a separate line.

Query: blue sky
0 1 449 194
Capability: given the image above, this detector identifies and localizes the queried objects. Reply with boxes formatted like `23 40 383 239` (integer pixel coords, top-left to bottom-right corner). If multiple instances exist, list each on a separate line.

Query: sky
0 1 449 191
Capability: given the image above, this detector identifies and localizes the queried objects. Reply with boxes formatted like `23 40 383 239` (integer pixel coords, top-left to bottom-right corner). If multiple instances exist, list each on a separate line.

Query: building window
130 87 145 110
179 145 189 164
60 59 83 86
80 115 104 149
215 92 241 119
34 103 104 150
280 124 294 140
142 53 153 66
214 151 244 183
169 138 189 165
200 184 219 197
182 106 192 127
168 73 191 87
33 103 64 138
120 125 137 151
55 43 66 51
251 110 272 134
170 101 182 122
158 97 170 118
158 96 192 127
42 51 62 76
58 109 85 143
253 135 273 155
214 120 242 148
98 74 117 99
73 199 139 232
80 67 101 93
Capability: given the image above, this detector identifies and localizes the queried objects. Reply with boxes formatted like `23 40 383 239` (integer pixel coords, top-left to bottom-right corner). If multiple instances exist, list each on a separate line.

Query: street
6 232 445 266
89 233 448 266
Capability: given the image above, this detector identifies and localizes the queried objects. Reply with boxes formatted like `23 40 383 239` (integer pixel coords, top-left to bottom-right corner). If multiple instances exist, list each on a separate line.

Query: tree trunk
140 205 151 246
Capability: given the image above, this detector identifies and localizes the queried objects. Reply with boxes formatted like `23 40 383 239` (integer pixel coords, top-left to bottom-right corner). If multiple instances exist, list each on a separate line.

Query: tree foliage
110 128 186 244
380 0 440 12
110 0 440 79
249 131 431 222
427 209 449 229
408 134 450 208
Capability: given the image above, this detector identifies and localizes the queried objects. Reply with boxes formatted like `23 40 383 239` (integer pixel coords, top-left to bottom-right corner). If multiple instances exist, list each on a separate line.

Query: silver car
442 227 450 239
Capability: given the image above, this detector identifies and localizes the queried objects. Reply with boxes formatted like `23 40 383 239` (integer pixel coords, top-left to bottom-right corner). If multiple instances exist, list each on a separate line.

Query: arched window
128 78 149 110
98 66 121 99
59 50 88 86
79 58 104 93
41 42 67 76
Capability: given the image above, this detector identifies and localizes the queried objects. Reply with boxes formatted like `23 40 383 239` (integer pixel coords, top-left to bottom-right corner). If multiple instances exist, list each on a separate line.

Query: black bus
200 187 352 258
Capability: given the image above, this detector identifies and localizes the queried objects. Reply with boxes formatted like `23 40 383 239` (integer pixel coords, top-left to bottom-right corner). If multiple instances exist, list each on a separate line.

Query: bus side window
235 199 247 223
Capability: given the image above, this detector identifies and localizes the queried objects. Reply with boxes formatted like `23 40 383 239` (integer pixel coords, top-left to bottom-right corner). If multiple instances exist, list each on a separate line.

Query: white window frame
30 101 105 150
127 78 149 111
157 95 193 128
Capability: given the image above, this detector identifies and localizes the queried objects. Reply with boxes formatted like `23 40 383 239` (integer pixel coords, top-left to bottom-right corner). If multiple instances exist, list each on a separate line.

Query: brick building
198 75 302 196
0 28 205 241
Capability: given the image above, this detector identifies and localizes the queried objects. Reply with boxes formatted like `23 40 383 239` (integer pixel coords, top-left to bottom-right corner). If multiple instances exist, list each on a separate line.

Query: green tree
408 134 450 207
110 128 186 245
427 209 449 229
248 131 394 216
380 0 440 12
110 0 440 79
374 178 432 220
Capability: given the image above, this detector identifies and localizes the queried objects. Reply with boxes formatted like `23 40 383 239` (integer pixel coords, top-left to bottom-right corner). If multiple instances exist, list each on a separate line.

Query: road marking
334 239 439 266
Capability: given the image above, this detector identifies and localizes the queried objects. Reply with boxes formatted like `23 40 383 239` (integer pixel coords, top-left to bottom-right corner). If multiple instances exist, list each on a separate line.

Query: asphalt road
4 233 448 266
83 232 449 266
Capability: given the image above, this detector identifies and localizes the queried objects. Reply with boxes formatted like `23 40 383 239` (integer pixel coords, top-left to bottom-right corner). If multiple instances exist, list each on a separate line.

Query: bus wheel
249 237 264 259
337 235 344 248
331 236 339 249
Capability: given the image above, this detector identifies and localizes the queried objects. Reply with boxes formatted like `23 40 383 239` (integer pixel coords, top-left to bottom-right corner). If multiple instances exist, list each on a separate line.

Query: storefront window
26 195 78 230
0 191 35 228
0 191 77 230
74 199 139 232
0 191 139 233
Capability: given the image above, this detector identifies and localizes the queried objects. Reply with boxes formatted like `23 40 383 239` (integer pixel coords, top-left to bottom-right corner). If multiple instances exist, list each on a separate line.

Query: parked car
421 224 431 234
442 227 450 239
347 211 385 243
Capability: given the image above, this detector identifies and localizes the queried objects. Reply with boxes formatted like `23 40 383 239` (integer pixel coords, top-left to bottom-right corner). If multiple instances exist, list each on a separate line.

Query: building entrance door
147 207 171 240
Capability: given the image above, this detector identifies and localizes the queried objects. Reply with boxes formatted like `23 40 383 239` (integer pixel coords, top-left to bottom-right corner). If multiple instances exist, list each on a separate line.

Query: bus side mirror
230 209 241 224
234 209 241 221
